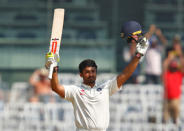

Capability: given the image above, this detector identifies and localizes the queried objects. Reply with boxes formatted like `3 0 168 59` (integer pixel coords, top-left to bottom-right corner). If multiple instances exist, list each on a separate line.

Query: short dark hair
79 59 97 73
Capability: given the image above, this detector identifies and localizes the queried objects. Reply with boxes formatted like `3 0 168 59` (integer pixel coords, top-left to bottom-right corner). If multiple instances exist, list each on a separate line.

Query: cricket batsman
45 21 149 131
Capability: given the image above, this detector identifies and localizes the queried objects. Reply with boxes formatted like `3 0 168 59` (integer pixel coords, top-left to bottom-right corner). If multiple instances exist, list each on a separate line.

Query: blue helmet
121 21 142 38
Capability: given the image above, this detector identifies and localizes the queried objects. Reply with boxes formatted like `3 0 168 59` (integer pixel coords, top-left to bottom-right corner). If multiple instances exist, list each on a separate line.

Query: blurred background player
29 68 54 103
144 24 168 84
162 36 184 124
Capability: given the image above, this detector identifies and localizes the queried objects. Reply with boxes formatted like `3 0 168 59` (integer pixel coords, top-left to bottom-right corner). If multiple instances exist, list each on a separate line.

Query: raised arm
119 21 151 88
51 67 65 98
29 69 40 86
144 24 156 40
117 55 140 88
29 68 49 87
155 28 168 45
45 53 65 98
117 37 149 88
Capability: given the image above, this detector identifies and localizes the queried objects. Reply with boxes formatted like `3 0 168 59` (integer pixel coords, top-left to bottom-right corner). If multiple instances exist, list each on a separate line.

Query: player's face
80 66 97 86
129 35 139 43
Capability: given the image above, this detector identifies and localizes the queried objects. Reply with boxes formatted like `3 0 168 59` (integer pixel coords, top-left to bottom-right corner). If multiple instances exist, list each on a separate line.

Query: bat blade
48 8 65 79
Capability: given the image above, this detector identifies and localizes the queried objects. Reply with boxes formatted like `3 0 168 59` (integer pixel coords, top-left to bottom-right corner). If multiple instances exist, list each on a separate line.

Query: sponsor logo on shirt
97 88 102 92
80 89 85 95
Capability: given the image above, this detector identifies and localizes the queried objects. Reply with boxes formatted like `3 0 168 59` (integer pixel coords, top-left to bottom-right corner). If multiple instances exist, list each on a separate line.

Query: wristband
135 53 142 59
53 66 59 73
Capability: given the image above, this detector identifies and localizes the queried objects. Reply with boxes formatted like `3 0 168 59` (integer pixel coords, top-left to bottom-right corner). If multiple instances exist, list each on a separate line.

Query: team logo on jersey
80 89 85 95
97 88 102 92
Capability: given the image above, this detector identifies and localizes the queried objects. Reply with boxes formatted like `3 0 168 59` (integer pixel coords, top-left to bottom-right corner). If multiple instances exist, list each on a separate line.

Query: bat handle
48 64 55 79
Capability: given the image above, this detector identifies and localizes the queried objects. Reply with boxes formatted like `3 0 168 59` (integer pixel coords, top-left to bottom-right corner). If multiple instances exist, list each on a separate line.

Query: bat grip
48 64 55 79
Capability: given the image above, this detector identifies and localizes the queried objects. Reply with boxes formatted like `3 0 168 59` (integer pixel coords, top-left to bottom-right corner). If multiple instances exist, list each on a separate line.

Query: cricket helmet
121 21 143 38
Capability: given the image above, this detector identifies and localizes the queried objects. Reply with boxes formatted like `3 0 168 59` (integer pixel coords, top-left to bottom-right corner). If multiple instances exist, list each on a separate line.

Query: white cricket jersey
64 77 119 131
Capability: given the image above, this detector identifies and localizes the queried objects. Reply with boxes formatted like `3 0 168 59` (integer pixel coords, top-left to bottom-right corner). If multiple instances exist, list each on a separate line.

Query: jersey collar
81 83 97 89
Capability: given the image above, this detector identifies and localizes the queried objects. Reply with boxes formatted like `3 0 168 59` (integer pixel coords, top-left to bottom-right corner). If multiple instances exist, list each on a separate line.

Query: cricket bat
48 8 65 79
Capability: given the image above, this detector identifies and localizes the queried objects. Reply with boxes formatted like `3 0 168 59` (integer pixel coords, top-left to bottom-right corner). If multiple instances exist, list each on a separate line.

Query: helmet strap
127 34 143 43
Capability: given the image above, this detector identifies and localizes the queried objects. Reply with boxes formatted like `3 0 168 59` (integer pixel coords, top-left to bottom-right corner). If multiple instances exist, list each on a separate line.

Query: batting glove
45 52 59 69
136 37 149 56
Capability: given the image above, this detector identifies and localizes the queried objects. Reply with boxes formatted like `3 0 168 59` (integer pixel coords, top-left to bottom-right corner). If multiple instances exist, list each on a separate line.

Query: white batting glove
136 37 149 56
45 52 59 69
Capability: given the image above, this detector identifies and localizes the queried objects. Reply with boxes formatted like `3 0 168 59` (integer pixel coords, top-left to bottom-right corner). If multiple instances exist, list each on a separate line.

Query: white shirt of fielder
145 48 162 75
64 77 120 131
